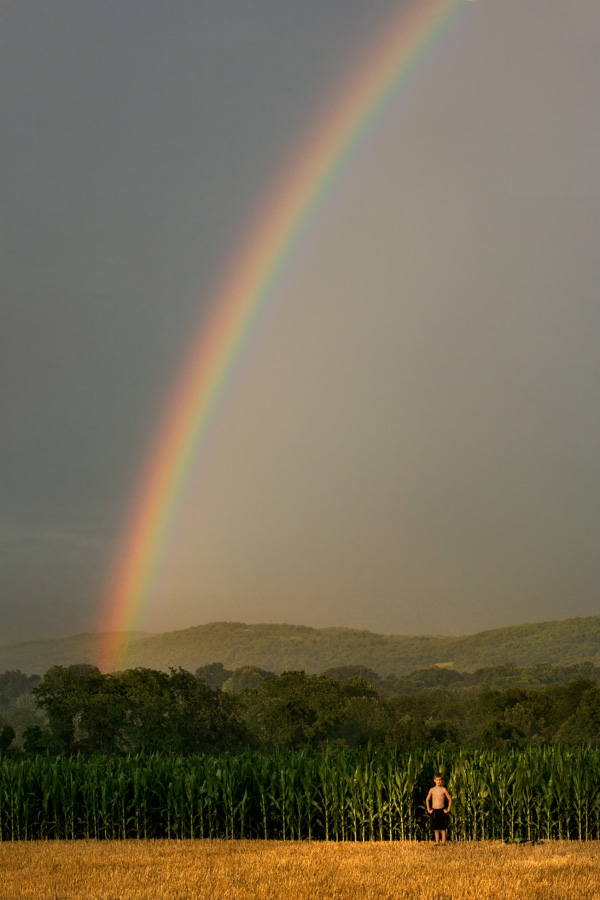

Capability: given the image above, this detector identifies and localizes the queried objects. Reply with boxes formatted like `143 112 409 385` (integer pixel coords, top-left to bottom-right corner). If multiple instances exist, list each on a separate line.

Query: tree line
0 660 599 758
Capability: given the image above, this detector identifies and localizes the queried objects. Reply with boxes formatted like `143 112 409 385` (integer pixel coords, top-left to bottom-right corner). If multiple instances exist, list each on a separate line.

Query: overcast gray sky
2 0 599 644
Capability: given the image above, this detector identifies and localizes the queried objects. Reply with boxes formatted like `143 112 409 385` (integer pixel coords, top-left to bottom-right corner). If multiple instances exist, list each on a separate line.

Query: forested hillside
121 618 600 674
0 616 599 676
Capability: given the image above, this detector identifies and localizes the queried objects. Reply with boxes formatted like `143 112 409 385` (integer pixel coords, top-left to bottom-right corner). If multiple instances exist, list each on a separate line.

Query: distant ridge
0 633 152 676
0 616 599 676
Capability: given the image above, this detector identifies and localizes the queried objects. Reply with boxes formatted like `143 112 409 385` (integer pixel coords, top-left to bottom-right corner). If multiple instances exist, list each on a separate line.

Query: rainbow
100 0 464 671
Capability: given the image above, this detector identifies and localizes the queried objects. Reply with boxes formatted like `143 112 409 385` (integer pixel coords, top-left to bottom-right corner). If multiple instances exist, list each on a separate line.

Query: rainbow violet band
100 0 464 672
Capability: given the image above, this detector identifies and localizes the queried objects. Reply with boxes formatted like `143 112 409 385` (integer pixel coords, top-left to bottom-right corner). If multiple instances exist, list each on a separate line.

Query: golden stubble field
1 840 599 900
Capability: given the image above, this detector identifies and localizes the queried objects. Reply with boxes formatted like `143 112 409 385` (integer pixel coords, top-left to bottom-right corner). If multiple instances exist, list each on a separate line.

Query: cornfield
1 747 599 842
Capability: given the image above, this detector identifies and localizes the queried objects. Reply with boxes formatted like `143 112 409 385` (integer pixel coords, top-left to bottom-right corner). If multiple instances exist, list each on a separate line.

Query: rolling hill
0 615 599 676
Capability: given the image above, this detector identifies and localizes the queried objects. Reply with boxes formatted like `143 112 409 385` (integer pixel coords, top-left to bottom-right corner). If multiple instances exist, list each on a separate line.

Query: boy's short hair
434 772 443 779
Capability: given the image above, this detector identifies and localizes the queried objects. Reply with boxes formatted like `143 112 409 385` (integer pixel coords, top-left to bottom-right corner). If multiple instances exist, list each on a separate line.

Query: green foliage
381 662 600 698
6 659 600 843
32 666 246 756
3 617 600 677
20 662 600 757
0 670 40 709
0 671 45 746
478 721 526 752
114 617 600 674
33 664 116 755
1 747 600 841
242 671 381 750
553 685 600 747
21 724 57 756
0 723 16 754
222 665 275 693
336 695 392 748
195 662 233 690
322 665 382 686
119 667 245 755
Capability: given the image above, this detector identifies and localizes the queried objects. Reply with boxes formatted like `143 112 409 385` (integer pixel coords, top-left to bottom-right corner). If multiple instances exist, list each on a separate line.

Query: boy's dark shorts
431 808 448 831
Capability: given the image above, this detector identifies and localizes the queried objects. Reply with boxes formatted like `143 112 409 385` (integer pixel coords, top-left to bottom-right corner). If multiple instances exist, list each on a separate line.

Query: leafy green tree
33 665 111 755
195 662 233 690
385 667 465 696
22 724 57 755
460 689 528 745
503 699 550 743
335 695 391 747
427 718 461 749
119 667 245 754
222 665 275 693
0 670 40 710
0 686 47 746
0 722 16 754
479 720 526 751
542 680 597 735
243 671 380 750
32 665 247 755
322 665 382 687
553 685 600 746
118 668 176 753
389 714 429 750
243 671 328 750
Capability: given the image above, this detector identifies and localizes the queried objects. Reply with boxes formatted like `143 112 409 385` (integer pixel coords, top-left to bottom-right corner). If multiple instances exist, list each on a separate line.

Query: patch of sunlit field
1 840 599 900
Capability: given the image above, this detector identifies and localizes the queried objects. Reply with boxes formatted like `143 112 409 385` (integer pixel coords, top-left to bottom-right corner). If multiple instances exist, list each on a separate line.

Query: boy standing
426 772 452 845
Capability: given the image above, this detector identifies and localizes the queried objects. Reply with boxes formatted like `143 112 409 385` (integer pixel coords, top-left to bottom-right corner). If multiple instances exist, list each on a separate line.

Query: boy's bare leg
434 830 440 845
441 829 447 845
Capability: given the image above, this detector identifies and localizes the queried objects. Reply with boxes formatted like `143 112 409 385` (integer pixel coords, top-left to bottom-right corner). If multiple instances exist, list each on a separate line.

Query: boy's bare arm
444 788 452 811
426 788 433 813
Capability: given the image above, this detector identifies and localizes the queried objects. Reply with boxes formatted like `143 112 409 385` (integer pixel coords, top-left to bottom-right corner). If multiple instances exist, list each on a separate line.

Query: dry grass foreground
1 840 600 900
